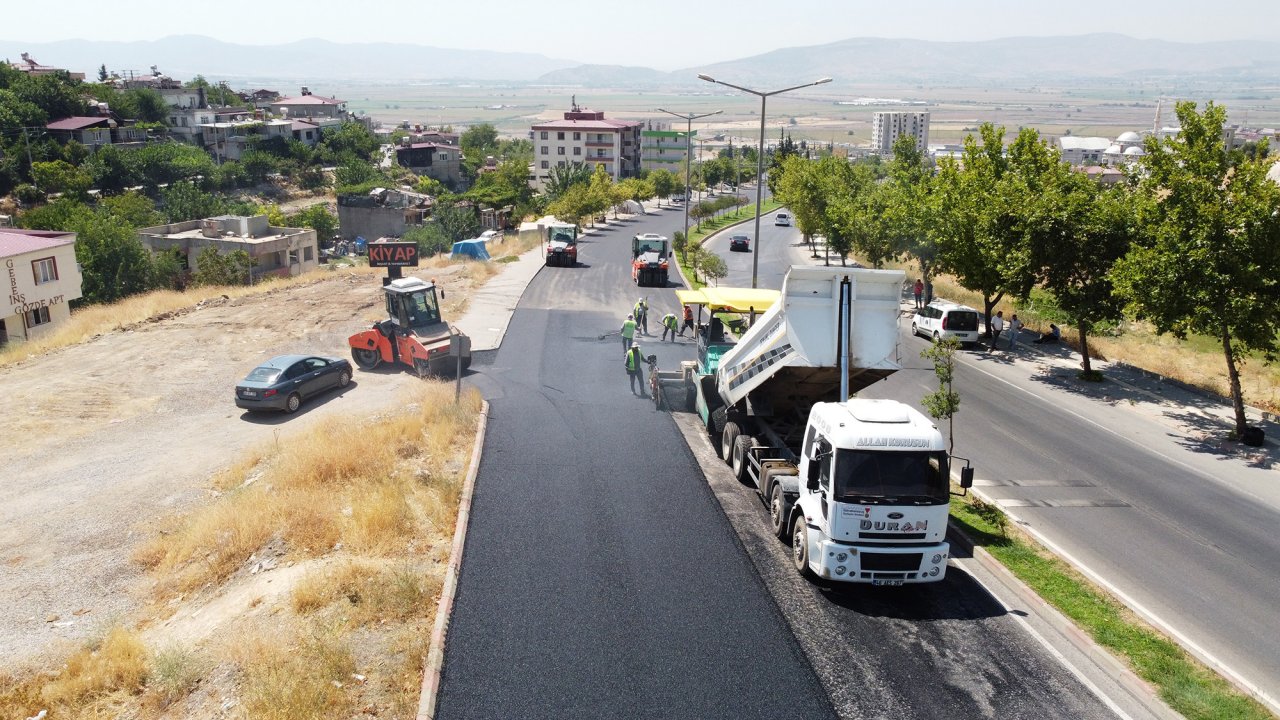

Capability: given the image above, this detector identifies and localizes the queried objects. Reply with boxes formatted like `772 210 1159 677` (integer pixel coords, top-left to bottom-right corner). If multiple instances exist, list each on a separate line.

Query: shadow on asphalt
238 382 360 424
817 565 1008 621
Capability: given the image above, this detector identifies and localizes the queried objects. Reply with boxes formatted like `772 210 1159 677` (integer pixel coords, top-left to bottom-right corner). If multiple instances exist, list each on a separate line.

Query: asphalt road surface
436 207 1117 719
733 216 1280 707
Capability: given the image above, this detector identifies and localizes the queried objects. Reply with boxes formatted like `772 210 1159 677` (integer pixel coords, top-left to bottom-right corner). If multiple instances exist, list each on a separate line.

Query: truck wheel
731 435 754 485
791 518 814 579
720 421 740 463
351 347 381 370
770 485 792 540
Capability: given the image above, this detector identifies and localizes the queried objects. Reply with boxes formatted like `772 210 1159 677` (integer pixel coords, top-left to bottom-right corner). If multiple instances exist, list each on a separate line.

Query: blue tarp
450 238 491 261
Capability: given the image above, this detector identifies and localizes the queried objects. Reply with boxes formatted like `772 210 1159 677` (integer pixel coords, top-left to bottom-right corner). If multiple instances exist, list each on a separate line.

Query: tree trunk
921 261 934 305
1222 330 1248 436
1078 321 1092 375
983 295 995 335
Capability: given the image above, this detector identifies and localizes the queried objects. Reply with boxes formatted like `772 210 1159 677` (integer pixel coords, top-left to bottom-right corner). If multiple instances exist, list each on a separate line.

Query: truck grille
861 553 923 572
859 532 927 540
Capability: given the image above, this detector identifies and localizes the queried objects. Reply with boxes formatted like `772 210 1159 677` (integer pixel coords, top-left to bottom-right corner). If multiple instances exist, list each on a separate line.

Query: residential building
7 52 84 80
394 141 462 187
167 107 221 145
46 117 147 148
1 229 83 346
270 87 347 119
199 118 293 161
248 89 282 109
1058 136 1112 165
530 100 643 191
337 189 432 241
640 119 691 173
291 120 322 146
138 215 318 280
869 111 930 155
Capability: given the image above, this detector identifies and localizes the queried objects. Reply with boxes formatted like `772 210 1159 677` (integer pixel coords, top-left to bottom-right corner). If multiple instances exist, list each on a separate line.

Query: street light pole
658 108 721 261
698 74 832 288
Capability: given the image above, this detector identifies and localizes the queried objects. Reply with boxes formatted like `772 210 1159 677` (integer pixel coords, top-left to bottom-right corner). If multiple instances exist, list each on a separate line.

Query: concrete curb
947 525 1182 720
416 400 490 720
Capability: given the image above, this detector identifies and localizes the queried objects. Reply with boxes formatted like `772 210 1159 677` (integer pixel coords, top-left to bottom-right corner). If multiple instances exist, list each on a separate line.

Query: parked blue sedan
235 354 352 414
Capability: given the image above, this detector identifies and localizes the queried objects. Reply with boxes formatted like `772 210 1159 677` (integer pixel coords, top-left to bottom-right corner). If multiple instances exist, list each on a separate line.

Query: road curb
416 400 490 720
947 525 1182 720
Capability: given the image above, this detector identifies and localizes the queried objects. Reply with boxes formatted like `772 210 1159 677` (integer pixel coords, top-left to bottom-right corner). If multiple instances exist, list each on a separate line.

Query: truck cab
789 399 969 585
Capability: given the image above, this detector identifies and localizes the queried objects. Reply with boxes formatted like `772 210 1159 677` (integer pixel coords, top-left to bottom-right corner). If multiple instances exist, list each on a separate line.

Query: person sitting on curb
1033 323 1062 344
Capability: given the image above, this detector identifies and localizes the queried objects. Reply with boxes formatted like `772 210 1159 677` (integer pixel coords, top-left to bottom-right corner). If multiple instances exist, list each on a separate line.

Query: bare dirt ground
0 265 475 669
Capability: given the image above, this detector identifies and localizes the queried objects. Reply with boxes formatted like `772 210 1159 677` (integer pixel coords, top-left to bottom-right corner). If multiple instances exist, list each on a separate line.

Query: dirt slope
0 267 467 667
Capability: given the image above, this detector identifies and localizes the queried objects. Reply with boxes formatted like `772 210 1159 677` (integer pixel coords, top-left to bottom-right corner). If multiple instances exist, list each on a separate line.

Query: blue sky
7 0 1277 70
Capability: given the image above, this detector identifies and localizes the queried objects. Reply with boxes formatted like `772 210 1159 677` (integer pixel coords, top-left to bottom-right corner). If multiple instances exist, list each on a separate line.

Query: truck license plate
872 579 904 587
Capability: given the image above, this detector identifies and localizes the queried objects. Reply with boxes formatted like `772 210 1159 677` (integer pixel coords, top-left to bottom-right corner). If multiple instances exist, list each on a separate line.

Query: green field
324 80 1280 149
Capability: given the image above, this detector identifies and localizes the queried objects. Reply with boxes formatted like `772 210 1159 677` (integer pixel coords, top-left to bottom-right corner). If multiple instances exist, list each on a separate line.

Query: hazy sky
7 0 1277 70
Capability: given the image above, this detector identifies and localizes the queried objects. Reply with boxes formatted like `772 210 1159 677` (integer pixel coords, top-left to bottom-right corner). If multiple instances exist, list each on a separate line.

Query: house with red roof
7 52 85 80
269 87 347 119
1 229 83 345
530 99 643 191
46 116 147 148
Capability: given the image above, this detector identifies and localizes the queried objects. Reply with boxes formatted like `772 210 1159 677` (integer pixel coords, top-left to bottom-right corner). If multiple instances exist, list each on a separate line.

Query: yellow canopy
674 289 708 306
700 287 779 314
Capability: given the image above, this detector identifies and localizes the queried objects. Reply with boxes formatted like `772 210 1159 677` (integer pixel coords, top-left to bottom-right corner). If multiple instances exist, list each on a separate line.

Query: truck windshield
550 228 575 244
831 450 949 505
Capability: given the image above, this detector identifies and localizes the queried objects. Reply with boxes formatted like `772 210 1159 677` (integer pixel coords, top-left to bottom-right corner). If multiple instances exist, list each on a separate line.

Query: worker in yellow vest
661 312 679 342
625 344 647 396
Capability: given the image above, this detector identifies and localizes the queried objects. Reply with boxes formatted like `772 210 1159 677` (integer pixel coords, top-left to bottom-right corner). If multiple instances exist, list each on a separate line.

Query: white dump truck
694 265 973 586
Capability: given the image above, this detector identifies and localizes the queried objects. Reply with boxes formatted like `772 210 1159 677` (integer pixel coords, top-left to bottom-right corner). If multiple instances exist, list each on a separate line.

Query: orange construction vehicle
631 233 671 287
348 277 471 377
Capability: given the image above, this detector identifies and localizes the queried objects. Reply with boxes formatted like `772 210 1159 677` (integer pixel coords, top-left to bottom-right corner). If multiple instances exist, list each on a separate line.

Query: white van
912 301 981 345
774 212 791 226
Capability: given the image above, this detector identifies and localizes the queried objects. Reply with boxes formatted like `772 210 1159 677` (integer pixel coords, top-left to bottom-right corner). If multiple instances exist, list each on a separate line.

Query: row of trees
772 101 1280 436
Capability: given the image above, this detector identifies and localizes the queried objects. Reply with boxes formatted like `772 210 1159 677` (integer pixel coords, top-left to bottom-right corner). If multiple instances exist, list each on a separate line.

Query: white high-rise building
870 111 930 155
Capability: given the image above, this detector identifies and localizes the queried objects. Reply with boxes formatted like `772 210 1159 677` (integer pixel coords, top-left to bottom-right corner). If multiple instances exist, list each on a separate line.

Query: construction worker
633 297 649 335
661 312 679 342
679 304 694 336
625 343 647 396
620 314 637 353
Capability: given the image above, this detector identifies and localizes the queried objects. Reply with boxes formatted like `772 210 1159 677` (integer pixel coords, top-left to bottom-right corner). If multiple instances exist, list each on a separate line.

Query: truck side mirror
960 466 974 489
806 460 820 491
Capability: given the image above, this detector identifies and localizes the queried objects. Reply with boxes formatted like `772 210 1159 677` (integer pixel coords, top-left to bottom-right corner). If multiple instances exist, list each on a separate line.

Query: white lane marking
960 360 1280 713
962 357 1274 508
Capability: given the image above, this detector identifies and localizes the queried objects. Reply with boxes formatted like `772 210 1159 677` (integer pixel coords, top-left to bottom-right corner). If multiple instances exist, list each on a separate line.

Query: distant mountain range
3 33 1279 87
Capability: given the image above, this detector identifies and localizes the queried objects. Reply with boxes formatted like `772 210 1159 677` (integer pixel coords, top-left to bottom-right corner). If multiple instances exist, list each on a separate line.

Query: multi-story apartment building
530 101 642 191
1 229 83 346
640 119 692 174
870 111 930 155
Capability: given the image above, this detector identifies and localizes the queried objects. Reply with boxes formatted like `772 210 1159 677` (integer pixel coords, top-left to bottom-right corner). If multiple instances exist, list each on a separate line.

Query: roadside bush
403 223 453 257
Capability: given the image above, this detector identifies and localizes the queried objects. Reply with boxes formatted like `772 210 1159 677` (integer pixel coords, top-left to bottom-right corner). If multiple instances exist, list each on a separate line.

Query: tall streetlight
698 74 832 288
658 108 722 259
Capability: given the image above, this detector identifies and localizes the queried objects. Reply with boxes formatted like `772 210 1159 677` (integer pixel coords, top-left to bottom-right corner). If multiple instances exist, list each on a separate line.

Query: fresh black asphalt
438 205 1118 719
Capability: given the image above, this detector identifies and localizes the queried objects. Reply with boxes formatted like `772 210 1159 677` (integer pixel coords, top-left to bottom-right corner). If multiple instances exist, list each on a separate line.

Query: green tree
461 123 499 156
239 149 279 183
288 204 340 247
100 191 163 229
434 203 480 242
31 160 92 199
161 181 225 222
19 197 93 231
921 337 962 453
97 64 108 82
403 223 453 257
648 169 677 206
318 122 379 161
544 161 592 200
124 88 168 122
132 142 216 190
333 157 380 192
547 183 590 225
1027 170 1135 379
73 211 156 303
83 144 139 194
883 133 939 300
1113 101 1280 436
192 246 255 287
701 252 728 286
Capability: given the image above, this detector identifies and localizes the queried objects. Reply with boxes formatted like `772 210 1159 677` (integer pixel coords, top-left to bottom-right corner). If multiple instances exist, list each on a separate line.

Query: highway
436 205 1119 719
704 212 1280 709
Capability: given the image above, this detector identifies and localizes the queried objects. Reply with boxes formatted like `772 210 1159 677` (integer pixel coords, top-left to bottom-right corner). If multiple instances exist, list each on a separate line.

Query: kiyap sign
368 242 419 268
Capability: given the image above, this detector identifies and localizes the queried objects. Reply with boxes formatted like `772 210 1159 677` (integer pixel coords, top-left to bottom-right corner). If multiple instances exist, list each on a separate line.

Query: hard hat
627 314 633 319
